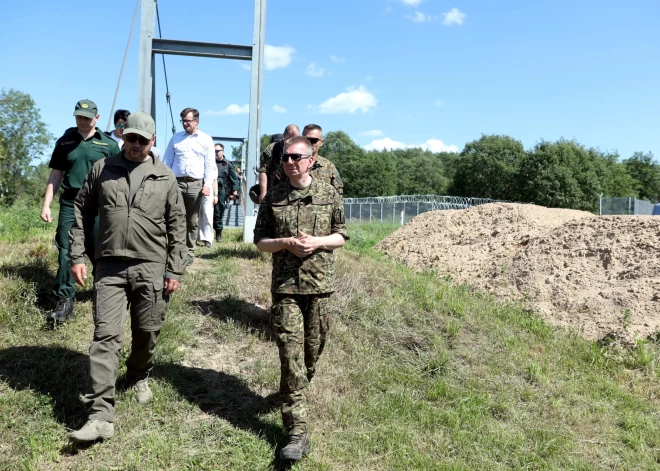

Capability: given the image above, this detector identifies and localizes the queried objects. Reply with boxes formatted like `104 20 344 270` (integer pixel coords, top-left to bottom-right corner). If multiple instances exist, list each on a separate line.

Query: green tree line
2 89 658 213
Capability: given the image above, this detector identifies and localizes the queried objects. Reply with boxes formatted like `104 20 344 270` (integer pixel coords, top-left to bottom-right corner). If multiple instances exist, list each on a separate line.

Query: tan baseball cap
123 111 155 140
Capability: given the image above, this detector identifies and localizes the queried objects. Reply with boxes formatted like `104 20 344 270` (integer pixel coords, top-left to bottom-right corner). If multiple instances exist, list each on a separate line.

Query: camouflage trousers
271 292 332 435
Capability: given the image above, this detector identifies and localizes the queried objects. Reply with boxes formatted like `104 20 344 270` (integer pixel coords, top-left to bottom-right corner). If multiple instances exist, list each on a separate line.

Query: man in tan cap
40 99 119 323
68 111 187 443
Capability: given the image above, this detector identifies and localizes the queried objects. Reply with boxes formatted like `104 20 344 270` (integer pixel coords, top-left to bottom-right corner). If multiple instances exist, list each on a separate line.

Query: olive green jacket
254 177 349 294
69 151 187 281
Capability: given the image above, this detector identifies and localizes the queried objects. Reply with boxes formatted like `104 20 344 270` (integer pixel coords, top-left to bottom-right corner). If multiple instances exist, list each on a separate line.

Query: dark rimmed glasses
306 137 321 144
124 134 150 146
281 153 311 162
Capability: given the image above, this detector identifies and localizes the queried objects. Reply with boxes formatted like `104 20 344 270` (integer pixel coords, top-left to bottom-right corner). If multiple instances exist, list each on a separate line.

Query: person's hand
71 263 87 287
228 192 237 200
258 191 267 204
286 231 322 257
164 278 180 295
40 206 52 223
201 186 211 197
213 196 218 204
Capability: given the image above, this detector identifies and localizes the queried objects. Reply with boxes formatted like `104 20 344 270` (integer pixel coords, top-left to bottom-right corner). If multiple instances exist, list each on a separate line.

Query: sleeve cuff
165 272 182 282
71 257 86 266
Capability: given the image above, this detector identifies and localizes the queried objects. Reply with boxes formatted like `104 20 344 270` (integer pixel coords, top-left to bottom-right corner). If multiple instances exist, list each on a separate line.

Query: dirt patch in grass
378 203 660 341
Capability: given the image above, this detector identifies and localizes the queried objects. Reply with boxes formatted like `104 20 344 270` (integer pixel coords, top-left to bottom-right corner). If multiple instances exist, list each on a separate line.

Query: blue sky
1 0 658 162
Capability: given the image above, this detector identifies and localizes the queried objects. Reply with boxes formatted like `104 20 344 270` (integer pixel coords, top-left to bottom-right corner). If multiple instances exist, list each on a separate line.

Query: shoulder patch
59 140 76 146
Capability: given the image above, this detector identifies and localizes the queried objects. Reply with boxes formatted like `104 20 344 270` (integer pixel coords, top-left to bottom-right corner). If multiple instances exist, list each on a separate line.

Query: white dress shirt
163 129 217 189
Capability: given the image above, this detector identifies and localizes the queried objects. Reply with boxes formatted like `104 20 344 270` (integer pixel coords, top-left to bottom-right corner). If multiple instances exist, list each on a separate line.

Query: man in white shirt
163 107 217 265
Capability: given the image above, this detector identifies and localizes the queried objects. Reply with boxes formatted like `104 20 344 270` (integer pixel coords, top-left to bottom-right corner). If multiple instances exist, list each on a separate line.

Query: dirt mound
378 203 660 340
378 203 594 280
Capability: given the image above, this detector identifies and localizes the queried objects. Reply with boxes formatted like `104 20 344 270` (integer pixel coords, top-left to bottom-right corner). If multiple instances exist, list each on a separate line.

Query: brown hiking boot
280 433 311 461
134 379 153 404
70 420 114 442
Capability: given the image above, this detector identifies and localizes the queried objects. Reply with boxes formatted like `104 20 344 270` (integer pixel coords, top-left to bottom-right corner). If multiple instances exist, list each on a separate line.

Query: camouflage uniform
259 146 344 196
254 178 348 435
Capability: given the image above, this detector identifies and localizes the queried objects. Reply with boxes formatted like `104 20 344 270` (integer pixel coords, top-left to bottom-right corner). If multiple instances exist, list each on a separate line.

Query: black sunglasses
307 137 321 144
215 149 224 154
124 134 150 146
281 153 311 162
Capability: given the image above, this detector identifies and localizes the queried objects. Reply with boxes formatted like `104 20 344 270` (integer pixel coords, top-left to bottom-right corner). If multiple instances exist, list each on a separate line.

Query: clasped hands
287 230 323 258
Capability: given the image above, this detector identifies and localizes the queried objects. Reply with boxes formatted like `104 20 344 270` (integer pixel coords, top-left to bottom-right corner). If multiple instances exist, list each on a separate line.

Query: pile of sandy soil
378 203 660 341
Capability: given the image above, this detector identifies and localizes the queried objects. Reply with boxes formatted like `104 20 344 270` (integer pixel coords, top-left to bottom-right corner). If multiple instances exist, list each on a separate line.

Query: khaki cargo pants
83 258 169 423
271 292 332 436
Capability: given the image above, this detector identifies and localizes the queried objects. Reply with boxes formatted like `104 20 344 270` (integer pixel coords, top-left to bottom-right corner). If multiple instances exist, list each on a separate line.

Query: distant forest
2 89 658 214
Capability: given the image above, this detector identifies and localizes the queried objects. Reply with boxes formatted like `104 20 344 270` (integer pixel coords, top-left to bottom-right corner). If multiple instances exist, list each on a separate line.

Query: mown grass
1 205 660 470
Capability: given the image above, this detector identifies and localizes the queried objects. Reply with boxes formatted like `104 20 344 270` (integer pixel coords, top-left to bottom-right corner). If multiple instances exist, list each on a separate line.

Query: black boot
48 297 74 323
215 231 223 242
280 433 311 461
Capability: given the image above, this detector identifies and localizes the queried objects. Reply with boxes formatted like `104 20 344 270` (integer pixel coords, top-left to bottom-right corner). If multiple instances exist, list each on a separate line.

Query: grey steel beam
244 0 266 243
137 0 156 113
211 136 245 143
152 38 252 60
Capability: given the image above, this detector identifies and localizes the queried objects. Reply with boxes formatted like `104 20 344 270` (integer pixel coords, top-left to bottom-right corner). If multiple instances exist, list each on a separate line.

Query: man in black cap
40 99 119 323
257 124 299 203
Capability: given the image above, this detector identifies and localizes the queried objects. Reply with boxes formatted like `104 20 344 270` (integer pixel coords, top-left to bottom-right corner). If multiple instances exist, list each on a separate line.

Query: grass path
1 211 660 470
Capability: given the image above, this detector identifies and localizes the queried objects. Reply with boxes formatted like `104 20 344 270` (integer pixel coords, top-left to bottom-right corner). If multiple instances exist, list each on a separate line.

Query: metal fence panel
343 195 505 224
599 196 657 216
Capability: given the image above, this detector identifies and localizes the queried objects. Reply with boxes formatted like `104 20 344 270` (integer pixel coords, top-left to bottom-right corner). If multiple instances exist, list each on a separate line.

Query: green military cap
124 111 155 139
73 99 98 119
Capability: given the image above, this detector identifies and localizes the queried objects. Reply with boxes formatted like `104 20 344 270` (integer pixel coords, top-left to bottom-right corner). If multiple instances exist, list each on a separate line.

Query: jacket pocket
136 177 168 220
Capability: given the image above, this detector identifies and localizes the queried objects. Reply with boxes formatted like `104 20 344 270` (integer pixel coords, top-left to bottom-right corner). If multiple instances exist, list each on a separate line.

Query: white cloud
434 100 443 107
318 86 377 114
422 139 459 153
264 45 295 70
206 104 249 116
360 129 384 137
241 63 251 71
408 11 430 22
396 0 423 6
272 105 287 113
330 55 345 63
442 7 466 26
364 137 458 153
305 62 325 78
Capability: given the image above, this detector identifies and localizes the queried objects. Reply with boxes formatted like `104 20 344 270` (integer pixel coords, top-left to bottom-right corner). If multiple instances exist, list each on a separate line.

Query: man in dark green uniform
254 136 349 461
213 143 239 241
40 99 120 323
68 111 187 443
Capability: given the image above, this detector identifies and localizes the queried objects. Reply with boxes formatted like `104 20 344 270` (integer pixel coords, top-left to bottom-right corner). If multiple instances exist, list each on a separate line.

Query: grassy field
1 205 660 470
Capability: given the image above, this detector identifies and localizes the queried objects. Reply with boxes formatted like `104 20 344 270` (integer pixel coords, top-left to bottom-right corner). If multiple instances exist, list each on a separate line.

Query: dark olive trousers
177 179 203 261
213 186 228 233
271 293 332 436
83 258 168 423
53 196 97 299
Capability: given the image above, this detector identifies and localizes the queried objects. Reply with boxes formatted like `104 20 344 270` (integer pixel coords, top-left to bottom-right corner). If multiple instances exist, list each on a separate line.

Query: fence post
369 203 372 222
380 203 383 223
628 197 631 215
349 203 352 222
392 203 395 223
400 208 404 225
417 201 420 216
359 203 362 222
599 193 602 216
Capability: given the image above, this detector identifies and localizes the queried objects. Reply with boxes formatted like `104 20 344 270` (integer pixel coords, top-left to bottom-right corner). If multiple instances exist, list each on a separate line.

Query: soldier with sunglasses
104 109 130 149
254 136 349 461
68 112 187 443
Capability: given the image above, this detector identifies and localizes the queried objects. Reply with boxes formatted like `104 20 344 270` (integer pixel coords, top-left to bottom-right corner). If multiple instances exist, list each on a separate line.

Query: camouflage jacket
259 147 344 195
254 177 349 294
